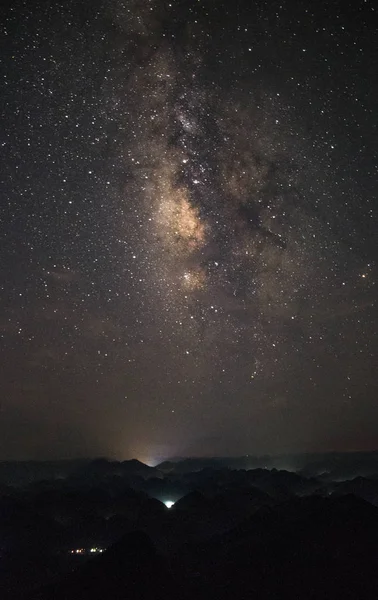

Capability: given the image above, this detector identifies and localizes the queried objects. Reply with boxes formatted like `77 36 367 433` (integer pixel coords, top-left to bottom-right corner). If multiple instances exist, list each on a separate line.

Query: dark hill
27 530 177 600
175 494 378 600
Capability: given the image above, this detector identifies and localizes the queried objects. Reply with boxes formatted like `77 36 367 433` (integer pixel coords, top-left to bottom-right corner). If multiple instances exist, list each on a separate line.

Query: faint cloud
45 268 79 283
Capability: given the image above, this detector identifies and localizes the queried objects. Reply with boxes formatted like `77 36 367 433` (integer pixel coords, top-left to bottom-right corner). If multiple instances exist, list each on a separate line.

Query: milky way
1 0 377 461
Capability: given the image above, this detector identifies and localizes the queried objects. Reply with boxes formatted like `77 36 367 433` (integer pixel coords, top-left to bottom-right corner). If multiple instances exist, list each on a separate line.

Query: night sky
1 0 377 462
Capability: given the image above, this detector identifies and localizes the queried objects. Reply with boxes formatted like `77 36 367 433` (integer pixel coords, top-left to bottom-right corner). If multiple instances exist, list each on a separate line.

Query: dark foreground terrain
2 453 378 599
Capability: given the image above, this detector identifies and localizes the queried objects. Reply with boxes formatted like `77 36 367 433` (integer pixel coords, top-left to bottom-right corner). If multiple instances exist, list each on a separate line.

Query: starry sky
1 0 377 462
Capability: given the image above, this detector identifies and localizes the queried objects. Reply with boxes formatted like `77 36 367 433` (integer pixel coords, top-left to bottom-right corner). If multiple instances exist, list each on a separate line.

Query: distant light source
163 500 175 509
70 547 104 555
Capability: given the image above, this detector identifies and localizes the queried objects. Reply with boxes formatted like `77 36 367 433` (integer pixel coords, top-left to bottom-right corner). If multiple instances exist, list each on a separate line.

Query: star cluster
1 0 377 460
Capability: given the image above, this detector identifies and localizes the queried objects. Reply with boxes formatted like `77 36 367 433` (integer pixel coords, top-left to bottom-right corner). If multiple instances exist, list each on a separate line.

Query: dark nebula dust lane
0 0 377 462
